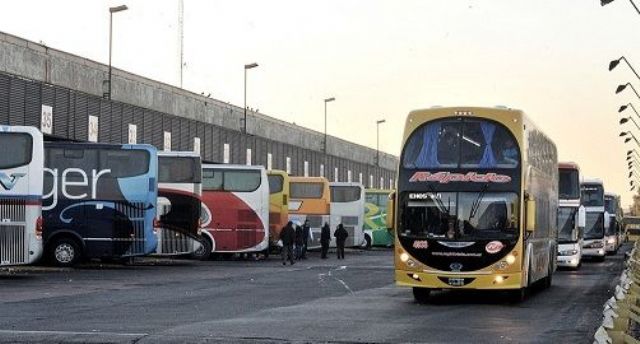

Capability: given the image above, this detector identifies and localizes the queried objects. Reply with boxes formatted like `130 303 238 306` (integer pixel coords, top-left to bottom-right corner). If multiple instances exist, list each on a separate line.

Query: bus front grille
115 202 146 257
0 225 26 265
159 228 194 255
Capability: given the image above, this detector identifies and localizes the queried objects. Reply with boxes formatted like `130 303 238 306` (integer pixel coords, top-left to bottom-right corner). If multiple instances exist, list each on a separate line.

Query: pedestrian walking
320 222 331 259
301 220 311 259
334 223 348 260
280 221 295 265
295 222 304 260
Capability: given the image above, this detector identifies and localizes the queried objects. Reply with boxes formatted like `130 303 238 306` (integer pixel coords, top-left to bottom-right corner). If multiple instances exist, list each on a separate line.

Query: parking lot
0 246 628 343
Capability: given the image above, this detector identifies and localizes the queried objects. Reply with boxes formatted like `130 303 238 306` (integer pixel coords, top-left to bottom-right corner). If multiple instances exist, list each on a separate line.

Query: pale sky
1 0 640 206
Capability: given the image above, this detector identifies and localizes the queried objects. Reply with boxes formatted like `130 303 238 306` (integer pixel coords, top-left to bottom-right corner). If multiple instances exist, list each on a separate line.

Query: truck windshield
400 192 518 241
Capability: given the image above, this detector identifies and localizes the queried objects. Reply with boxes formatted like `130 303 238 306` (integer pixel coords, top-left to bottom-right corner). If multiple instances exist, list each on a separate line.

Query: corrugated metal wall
0 72 396 188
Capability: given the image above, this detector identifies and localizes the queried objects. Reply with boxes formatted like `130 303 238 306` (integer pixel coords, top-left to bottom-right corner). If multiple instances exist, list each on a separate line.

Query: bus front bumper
395 269 524 290
582 247 606 257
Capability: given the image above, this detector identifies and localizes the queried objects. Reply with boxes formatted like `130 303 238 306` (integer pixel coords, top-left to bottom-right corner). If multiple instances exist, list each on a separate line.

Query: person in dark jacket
320 222 331 259
301 220 311 259
294 222 304 260
280 221 295 265
334 223 349 260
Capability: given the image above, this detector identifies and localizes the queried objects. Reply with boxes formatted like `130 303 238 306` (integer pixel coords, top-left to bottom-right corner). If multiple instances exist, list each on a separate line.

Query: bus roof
202 163 265 171
289 176 329 183
605 191 618 198
558 161 579 170
158 151 200 158
45 141 157 153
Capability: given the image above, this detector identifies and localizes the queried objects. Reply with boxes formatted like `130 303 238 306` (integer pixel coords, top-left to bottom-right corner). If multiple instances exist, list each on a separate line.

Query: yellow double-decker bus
393 107 558 302
288 176 331 248
267 170 290 250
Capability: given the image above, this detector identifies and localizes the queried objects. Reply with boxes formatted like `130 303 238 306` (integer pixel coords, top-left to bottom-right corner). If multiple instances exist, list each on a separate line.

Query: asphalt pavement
0 245 629 343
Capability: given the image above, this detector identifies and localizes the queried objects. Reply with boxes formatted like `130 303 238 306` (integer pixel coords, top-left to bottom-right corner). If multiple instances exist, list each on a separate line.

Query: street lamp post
616 83 640 100
323 97 335 153
106 5 128 100
621 131 640 146
620 116 640 131
376 119 386 166
610 56 640 82
601 0 640 15
243 62 259 134
619 103 640 119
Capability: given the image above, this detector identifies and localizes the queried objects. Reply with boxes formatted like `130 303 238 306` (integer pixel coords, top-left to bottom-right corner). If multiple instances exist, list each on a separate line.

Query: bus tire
191 236 212 261
412 287 431 304
510 287 528 303
596 255 606 262
49 237 81 267
364 234 372 250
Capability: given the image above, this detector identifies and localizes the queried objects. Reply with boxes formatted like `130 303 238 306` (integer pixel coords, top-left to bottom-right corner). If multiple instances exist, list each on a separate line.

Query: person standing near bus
301 220 311 259
321 222 331 259
294 222 304 260
334 223 349 260
280 221 295 265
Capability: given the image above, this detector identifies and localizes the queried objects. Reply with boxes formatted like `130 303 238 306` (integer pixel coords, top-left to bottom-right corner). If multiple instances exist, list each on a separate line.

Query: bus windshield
331 186 361 203
604 197 617 214
159 156 201 183
290 182 324 199
584 212 604 240
400 192 518 240
0 133 33 169
557 207 576 243
402 119 519 169
559 169 580 199
581 185 604 207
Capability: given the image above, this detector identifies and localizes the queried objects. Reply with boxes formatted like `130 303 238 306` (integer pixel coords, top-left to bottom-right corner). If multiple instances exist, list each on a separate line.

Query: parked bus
580 178 607 261
42 142 158 266
156 151 203 257
288 176 330 249
0 126 44 266
364 189 394 248
199 164 269 256
604 192 622 254
267 170 289 251
392 107 558 303
330 182 365 247
556 162 585 269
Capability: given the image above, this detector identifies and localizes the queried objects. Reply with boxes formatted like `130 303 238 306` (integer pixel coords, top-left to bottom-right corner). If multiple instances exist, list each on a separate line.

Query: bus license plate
447 278 465 286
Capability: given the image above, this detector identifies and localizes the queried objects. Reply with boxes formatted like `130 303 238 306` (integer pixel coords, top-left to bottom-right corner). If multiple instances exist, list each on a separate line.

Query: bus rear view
580 179 606 261
329 182 365 247
0 126 43 266
288 176 330 249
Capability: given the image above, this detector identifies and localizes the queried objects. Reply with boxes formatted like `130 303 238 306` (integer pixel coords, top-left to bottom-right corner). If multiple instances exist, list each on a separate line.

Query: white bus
581 178 607 261
156 152 203 257
556 162 585 269
199 164 269 256
329 182 365 247
604 192 622 254
0 126 43 266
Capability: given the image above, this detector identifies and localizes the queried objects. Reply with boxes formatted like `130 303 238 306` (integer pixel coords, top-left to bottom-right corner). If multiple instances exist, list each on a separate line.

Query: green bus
364 189 394 248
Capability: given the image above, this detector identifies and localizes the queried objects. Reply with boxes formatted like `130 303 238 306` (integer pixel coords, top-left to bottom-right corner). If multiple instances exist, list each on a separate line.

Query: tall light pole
243 62 259 134
323 97 335 153
610 57 640 82
106 5 128 100
616 82 640 100
376 119 386 166
601 0 640 15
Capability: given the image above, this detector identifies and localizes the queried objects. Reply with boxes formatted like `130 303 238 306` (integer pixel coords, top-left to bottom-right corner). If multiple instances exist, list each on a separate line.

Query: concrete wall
0 31 398 172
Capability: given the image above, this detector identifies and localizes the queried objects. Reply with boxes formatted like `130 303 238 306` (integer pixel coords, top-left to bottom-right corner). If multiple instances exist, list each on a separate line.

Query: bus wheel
509 288 528 303
412 287 431 304
364 234 372 250
190 236 212 261
50 238 81 267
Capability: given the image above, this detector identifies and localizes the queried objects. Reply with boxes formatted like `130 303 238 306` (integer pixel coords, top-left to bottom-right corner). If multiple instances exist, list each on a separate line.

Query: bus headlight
607 238 616 244
400 252 409 262
505 254 516 265
559 249 578 256
494 276 505 284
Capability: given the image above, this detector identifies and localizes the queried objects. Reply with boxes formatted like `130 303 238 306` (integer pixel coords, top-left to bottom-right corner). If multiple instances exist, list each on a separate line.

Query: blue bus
42 142 158 266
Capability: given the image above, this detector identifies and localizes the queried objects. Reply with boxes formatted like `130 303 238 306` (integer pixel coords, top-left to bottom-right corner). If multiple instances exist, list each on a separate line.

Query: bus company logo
485 241 504 254
412 240 428 249
0 172 26 191
409 172 511 184
449 262 463 272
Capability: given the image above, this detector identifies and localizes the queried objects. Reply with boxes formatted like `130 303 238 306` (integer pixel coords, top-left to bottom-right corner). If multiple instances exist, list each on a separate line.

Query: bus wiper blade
426 184 450 215
469 183 489 221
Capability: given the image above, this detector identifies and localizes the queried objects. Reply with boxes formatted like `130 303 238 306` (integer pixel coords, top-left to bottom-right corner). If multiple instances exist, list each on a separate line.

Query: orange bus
267 170 290 250
288 176 331 248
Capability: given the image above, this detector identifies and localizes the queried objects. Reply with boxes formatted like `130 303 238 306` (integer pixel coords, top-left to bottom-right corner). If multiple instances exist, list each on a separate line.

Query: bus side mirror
283 194 288 206
577 206 586 229
604 212 611 230
526 199 536 232
386 194 395 231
